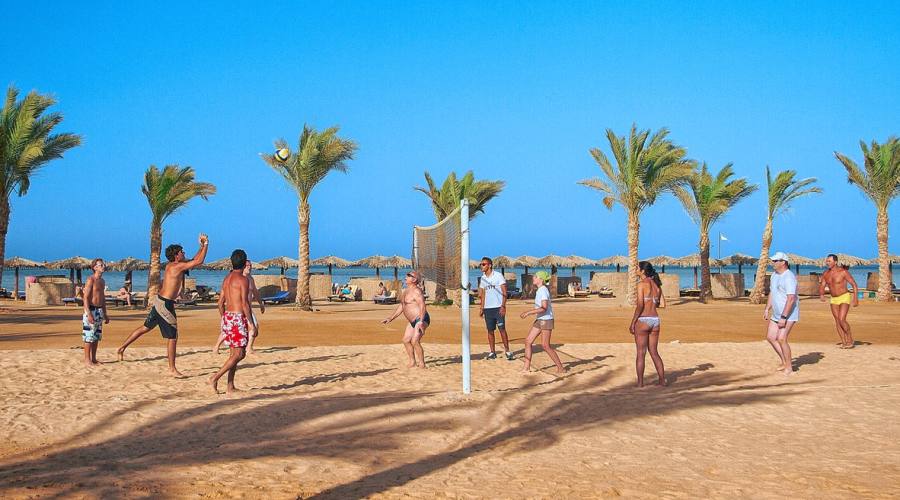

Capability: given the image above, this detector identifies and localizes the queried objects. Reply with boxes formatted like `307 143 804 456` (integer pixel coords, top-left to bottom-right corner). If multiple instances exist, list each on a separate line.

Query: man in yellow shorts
819 254 859 349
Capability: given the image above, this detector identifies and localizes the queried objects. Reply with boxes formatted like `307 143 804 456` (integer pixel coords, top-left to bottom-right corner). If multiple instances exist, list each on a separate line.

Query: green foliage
834 137 900 210
0 85 81 199
764 165 822 218
578 124 694 213
676 163 758 231
261 124 358 201
142 165 216 225
415 170 505 222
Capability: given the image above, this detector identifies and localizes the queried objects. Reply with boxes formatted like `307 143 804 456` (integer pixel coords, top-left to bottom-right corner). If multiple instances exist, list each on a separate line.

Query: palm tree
834 137 900 302
579 125 694 304
676 163 758 303
142 165 215 299
0 86 81 291
414 171 505 301
748 167 821 304
261 125 357 310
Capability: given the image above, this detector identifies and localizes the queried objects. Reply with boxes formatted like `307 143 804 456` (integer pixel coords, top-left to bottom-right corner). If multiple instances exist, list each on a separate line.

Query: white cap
770 251 788 262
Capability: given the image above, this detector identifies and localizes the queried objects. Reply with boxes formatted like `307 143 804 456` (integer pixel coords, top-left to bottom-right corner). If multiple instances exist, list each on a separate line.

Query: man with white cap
764 251 799 375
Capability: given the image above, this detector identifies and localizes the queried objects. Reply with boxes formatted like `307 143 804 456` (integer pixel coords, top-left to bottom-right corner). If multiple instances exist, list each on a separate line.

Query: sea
3 265 896 293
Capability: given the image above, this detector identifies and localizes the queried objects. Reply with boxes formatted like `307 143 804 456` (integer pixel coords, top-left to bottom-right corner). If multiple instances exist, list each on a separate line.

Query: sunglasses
480 263 490 267
772 259 785 263
406 273 415 278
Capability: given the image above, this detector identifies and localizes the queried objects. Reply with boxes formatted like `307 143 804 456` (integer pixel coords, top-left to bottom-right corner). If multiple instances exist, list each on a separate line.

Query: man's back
222 272 249 312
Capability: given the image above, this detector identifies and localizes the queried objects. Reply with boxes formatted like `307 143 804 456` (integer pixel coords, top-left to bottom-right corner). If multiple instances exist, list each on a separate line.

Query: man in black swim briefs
382 270 429 369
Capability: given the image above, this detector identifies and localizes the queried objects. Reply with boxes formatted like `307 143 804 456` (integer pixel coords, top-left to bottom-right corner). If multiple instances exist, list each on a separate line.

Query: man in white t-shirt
764 252 799 376
478 257 513 360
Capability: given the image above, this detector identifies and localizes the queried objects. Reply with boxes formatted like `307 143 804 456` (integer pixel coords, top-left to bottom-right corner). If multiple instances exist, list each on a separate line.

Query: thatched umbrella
46 256 93 283
203 258 266 271
513 255 540 274
4 256 43 300
598 255 630 272
354 255 412 280
310 255 352 275
109 257 150 291
646 255 676 273
673 254 725 289
783 253 816 275
491 255 517 276
262 256 302 275
721 253 758 274
816 253 872 268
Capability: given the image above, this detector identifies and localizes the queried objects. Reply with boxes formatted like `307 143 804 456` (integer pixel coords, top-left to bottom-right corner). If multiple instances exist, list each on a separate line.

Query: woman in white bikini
629 261 667 388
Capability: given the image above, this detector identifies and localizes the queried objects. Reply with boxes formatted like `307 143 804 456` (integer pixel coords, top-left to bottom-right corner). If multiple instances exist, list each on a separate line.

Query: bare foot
116 348 125 361
226 386 244 394
84 361 95 368
170 369 186 378
406 361 417 368
556 368 566 374
520 368 532 374
782 367 793 376
208 376 221 394
657 379 668 387
248 348 255 355
213 347 220 355
636 381 645 388
92 360 102 366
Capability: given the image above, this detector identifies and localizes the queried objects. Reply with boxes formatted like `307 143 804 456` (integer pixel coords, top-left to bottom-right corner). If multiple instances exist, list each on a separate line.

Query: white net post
460 199 471 394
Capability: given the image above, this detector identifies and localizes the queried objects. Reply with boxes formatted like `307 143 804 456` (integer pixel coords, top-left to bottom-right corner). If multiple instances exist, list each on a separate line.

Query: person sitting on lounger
374 282 388 299
116 280 133 306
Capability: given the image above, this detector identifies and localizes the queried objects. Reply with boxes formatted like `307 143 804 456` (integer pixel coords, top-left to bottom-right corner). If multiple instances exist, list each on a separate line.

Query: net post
460 199 471 394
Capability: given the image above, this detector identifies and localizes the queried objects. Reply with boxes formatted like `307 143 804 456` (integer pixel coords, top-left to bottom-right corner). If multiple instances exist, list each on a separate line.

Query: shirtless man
117 233 209 376
214 259 264 354
209 249 255 394
819 253 859 349
381 270 429 368
81 258 110 367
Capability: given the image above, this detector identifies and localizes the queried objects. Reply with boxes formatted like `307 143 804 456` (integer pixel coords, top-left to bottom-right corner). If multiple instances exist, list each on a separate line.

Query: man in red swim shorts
209 249 255 394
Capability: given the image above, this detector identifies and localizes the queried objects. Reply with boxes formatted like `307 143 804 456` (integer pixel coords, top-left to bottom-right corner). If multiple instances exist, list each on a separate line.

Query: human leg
648 328 666 386
117 325 151 361
411 327 426 368
765 321 785 369
167 339 184 377
829 304 848 346
540 329 565 373
634 326 650 387
209 347 244 394
226 347 246 392
777 321 796 375
837 304 853 347
522 326 541 372
401 325 417 368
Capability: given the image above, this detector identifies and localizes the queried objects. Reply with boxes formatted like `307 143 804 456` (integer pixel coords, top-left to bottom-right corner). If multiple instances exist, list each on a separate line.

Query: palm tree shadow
0 364 813 498
259 368 395 390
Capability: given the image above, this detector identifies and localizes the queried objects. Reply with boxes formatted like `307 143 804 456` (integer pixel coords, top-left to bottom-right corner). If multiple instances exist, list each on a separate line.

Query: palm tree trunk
147 223 163 305
699 228 712 303
626 211 640 305
749 217 773 304
297 200 312 310
876 208 891 302
550 264 558 297
0 197 8 294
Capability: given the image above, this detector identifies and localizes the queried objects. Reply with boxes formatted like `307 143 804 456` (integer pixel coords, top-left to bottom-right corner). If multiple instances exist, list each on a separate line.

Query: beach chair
567 283 590 298
374 290 398 305
262 290 291 304
596 286 614 298
328 285 358 302
0 288 10 299
62 297 82 306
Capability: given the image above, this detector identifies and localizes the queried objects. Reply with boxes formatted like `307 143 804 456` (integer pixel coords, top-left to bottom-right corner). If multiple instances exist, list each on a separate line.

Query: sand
1 297 899 498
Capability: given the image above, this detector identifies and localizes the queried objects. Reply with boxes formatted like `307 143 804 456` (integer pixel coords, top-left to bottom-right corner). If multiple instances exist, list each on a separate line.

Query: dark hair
165 244 183 262
481 256 492 265
230 249 247 270
91 258 104 269
827 253 838 261
638 261 662 287
827 253 850 270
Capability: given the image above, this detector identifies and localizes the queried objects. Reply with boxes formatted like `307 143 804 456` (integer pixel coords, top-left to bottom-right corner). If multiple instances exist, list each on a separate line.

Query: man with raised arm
819 253 859 349
381 270 429 368
117 233 209 377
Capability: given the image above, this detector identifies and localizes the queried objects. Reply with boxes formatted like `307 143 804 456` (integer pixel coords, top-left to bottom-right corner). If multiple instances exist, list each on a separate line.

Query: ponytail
638 261 662 287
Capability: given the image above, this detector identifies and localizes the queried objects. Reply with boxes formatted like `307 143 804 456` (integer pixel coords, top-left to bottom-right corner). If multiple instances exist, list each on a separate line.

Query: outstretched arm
182 233 210 271
383 302 403 324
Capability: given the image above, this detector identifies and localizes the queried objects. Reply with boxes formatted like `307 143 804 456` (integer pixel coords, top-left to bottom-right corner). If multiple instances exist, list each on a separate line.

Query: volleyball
274 148 290 162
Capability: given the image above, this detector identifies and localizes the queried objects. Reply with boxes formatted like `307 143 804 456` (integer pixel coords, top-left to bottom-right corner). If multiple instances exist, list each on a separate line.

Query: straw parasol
203 258 266 271
646 255 676 273
354 255 412 280
46 256 94 283
310 255 352 275
4 256 44 301
597 255 630 272
721 253 758 274
817 253 872 267
262 256 301 275
783 253 816 274
673 254 725 289
109 257 150 291
513 255 540 274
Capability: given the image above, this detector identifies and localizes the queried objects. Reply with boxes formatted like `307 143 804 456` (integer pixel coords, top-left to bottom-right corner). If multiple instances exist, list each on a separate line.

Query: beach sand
1 297 899 498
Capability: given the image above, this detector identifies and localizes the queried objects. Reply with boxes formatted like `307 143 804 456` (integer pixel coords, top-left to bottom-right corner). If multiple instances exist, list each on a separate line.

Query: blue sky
4 1 899 262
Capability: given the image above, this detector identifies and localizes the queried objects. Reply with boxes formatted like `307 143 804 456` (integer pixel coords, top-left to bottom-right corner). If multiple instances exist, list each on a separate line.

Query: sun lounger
374 290 398 304
567 283 591 298
596 287 614 298
328 285 358 302
262 290 291 304
62 297 82 306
